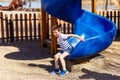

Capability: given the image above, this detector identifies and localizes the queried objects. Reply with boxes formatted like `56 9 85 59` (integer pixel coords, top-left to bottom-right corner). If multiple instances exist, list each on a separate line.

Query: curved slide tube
41 0 116 60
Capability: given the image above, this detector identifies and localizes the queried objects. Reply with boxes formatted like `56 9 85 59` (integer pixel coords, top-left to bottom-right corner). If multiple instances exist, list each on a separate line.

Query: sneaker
50 68 60 74
59 70 69 76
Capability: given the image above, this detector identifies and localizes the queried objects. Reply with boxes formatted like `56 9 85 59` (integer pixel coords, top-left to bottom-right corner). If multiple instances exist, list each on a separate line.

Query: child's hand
79 37 84 42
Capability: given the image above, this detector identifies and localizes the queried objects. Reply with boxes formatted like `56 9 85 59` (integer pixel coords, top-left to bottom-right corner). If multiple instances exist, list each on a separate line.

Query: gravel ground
0 37 120 80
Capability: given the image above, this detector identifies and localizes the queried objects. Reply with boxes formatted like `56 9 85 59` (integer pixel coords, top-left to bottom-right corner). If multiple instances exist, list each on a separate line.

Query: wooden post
114 11 117 25
9 14 14 42
51 16 57 54
41 8 49 47
91 0 97 13
0 12 5 43
5 14 9 43
29 14 32 40
46 13 49 38
72 24 74 34
37 13 41 40
33 13 37 40
41 8 46 47
119 0 120 10
63 22 66 34
24 14 28 41
20 14 23 41
15 14 19 41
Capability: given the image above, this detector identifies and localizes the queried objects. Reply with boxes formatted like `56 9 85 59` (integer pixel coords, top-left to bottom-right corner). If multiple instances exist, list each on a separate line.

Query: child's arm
68 34 84 41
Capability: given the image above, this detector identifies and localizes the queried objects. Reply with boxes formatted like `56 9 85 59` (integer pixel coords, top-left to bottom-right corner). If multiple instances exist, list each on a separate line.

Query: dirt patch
0 37 120 80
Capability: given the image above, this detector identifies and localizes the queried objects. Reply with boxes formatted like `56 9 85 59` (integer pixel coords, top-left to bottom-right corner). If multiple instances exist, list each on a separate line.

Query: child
51 24 84 76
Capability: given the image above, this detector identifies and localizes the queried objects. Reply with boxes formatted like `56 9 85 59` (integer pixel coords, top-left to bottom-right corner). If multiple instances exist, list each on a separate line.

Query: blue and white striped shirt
57 33 72 51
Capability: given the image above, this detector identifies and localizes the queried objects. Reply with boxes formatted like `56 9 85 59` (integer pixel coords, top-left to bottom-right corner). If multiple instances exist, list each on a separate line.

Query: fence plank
102 11 105 17
29 13 32 40
20 14 23 41
15 14 19 41
71 24 74 34
110 11 112 20
0 12 5 43
63 22 66 34
114 11 117 24
9 14 14 42
98 11 102 16
46 13 49 38
67 23 70 34
106 11 109 19
5 14 9 43
38 13 41 39
33 13 37 40
25 14 28 40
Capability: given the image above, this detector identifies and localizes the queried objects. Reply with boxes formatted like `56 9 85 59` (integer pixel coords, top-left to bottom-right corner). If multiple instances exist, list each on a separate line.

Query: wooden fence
0 12 41 44
0 10 120 54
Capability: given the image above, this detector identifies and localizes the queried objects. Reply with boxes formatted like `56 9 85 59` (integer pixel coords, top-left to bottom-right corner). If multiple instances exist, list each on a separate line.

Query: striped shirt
57 33 72 51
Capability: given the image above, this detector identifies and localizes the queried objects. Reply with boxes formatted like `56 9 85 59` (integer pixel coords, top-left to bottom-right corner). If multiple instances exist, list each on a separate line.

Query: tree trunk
104 0 110 10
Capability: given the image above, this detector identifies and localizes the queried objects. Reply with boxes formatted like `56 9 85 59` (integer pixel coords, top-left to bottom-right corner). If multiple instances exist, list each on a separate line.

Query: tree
104 0 109 10
104 0 118 10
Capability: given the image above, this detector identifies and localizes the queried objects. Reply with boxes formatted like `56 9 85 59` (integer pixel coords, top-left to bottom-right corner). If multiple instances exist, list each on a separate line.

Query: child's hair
52 24 62 32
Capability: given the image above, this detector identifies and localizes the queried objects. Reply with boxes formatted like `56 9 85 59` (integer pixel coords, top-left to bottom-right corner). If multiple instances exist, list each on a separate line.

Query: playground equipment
41 0 116 60
0 0 21 10
0 0 31 10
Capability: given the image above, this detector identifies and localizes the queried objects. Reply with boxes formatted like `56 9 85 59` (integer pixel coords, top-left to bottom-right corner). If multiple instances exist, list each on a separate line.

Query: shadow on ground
4 40 53 60
79 68 120 80
115 36 120 41
3 36 120 60
28 60 54 72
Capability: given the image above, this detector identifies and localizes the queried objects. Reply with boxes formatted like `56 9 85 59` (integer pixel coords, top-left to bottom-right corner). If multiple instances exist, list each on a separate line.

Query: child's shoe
50 68 60 74
59 70 68 76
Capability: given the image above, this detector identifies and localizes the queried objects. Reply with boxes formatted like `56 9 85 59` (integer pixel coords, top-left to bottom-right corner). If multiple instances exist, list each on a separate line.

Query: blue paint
41 0 116 60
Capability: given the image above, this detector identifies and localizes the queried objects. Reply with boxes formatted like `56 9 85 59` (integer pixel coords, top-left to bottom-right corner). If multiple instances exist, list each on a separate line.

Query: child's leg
50 52 61 74
59 52 69 70
54 52 61 69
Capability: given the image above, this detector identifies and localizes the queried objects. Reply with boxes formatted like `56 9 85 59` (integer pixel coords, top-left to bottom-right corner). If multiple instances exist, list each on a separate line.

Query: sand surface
0 37 120 80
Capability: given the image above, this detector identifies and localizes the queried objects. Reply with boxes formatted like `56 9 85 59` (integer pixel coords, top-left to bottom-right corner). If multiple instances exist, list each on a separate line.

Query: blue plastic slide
41 0 116 60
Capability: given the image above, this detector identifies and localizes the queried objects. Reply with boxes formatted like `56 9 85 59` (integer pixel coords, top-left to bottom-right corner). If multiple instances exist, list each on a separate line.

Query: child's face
53 29 61 37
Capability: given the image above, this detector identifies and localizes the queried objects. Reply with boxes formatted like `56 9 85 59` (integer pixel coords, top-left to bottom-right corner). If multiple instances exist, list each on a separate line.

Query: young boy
51 24 84 76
